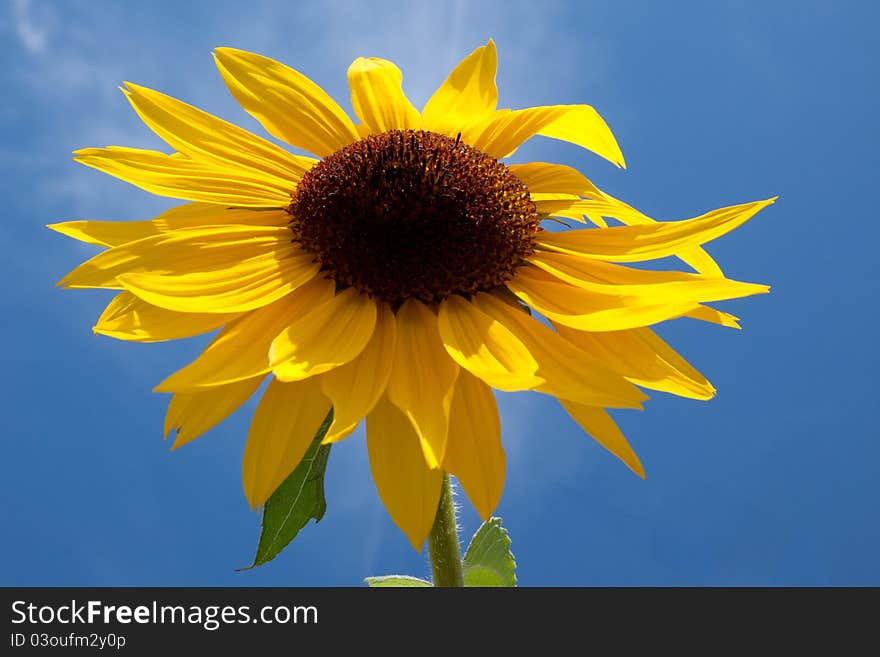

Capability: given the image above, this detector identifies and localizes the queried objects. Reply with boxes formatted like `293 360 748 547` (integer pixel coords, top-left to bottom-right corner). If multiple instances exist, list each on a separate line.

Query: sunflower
51 41 773 550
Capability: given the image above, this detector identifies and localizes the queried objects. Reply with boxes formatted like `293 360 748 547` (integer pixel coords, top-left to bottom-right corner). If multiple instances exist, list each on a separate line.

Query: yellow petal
556 324 715 400
535 198 776 264
509 265 699 331
320 302 396 443
242 376 331 508
443 370 505 521
165 375 265 449
463 104 624 166
534 106 626 168
474 292 647 409
670 244 721 278
533 199 607 227
421 39 497 135
48 220 158 248
366 395 443 551
154 277 335 392
122 82 316 187
347 57 420 133
559 402 645 478
608 194 723 275
526 253 769 304
48 203 289 248
533 197 591 223
213 47 360 157
270 289 377 382
386 300 460 469
437 294 541 391
58 224 290 289
507 162 601 197
57 225 309 306
560 192 725 277
73 146 292 207
684 305 741 329
94 291 237 342
118 248 319 314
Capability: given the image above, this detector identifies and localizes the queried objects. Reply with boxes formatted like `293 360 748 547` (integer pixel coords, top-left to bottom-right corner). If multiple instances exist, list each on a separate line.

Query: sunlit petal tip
367 396 442 550
347 56 420 133
421 38 499 134
120 81 147 100
561 402 646 478
319 426 356 446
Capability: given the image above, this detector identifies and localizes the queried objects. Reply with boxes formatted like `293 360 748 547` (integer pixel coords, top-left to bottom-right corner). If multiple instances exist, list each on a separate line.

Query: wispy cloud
12 0 49 55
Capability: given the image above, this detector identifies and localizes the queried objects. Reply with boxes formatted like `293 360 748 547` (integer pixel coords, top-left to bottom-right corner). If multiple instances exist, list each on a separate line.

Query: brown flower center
288 129 539 306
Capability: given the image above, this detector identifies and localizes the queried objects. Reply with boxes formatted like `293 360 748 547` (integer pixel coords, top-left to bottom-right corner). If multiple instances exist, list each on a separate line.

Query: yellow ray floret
154 278 334 392
270 289 378 382
421 39 498 136
511 261 768 331
165 376 265 450
48 203 288 248
438 294 542 391
508 161 602 197
560 402 645 478
94 291 238 342
73 147 293 207
122 82 317 186
556 324 715 401
242 376 331 509
474 293 649 409
464 104 625 167
442 370 505 521
320 303 397 444
535 198 776 262
386 301 460 470
348 57 420 134
367 395 443 550
213 47 360 157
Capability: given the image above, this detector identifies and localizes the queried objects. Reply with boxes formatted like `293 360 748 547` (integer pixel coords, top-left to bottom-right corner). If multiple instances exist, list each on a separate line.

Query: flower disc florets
289 129 539 306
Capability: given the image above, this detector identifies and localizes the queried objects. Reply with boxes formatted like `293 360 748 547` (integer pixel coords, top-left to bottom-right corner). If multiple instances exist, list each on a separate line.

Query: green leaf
463 517 517 587
241 410 334 569
364 575 432 588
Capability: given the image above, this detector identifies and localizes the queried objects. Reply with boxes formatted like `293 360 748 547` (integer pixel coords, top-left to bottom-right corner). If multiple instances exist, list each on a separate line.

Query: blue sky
2 0 877 586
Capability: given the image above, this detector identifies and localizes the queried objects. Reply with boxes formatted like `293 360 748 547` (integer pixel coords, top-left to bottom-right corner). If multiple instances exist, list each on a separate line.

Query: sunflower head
289 128 539 307
50 40 773 551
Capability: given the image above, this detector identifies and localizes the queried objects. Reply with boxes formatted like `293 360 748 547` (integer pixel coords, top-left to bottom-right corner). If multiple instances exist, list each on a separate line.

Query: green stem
428 472 464 587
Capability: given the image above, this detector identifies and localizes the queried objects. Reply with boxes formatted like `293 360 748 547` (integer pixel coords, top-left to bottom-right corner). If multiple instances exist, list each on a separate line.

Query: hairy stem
427 472 464 587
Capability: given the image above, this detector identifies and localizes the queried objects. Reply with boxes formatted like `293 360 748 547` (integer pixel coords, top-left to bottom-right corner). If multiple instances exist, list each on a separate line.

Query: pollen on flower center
288 129 540 306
